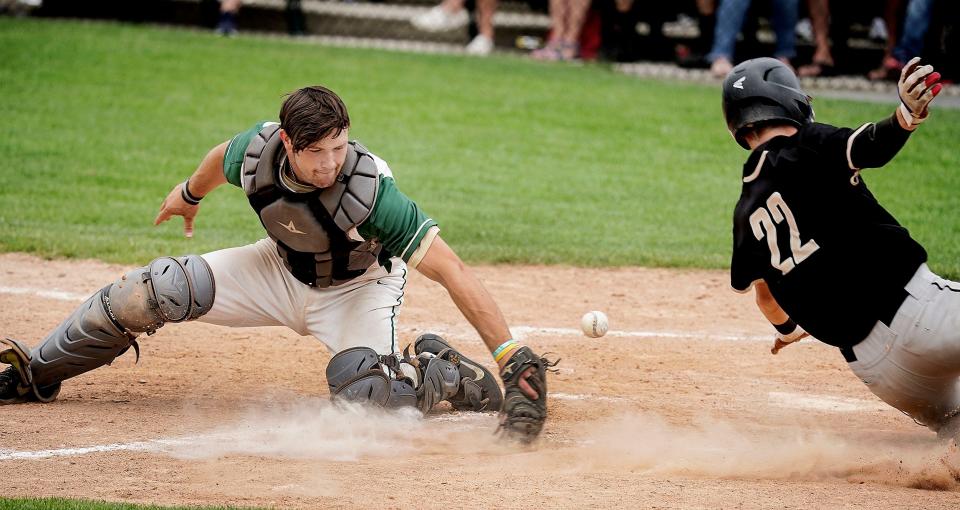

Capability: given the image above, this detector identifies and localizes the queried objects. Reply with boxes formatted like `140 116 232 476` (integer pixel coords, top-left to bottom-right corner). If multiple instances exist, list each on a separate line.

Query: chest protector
242 124 382 288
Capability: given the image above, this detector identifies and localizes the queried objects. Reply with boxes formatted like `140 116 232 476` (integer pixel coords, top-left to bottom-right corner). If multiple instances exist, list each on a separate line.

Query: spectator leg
808 0 831 64
707 0 752 64
893 0 935 62
553 0 570 41
476 0 498 39
562 0 592 54
696 0 717 55
770 0 799 62
868 0 908 79
286 0 305 35
883 0 906 60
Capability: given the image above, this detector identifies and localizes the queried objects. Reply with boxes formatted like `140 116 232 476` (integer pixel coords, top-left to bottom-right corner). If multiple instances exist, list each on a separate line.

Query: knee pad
24 255 215 391
326 347 418 409
326 346 470 414
107 255 215 330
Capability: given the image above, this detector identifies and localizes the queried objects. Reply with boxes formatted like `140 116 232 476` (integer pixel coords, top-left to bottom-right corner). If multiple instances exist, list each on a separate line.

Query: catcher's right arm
499 346 556 443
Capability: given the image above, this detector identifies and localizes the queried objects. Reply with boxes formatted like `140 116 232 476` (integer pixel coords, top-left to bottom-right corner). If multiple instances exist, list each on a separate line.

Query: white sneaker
465 34 493 56
795 18 813 43
868 17 888 41
411 5 469 32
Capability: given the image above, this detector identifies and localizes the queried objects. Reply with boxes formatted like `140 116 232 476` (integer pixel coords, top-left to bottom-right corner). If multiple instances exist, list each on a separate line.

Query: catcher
722 57 960 438
0 85 550 443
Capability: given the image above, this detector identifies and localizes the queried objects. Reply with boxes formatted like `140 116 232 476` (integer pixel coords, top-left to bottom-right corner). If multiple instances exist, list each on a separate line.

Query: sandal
531 40 563 61
559 41 579 61
868 56 903 81
798 59 837 77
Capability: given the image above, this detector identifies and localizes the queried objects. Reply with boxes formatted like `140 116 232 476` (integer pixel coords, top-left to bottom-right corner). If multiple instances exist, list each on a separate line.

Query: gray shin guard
326 347 418 409
27 255 215 390
416 356 461 414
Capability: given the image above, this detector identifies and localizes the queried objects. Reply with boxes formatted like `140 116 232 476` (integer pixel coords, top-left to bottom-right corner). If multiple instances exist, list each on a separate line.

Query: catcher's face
281 128 350 189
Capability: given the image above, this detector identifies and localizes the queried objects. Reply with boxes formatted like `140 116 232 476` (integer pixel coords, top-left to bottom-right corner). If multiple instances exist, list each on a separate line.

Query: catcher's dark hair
279 86 350 152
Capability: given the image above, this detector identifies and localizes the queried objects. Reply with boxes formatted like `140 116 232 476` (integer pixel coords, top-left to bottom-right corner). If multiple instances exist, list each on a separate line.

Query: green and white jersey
224 122 440 267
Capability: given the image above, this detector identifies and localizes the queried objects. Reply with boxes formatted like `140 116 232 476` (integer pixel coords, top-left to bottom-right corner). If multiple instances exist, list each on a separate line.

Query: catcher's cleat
0 337 61 405
0 365 27 404
413 333 503 412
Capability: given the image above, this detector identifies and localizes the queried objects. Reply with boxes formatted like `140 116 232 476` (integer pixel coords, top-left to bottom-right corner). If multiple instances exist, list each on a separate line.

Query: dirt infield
2 252 960 509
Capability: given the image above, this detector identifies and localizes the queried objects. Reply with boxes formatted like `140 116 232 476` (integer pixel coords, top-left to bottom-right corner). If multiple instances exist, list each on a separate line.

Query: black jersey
730 122 927 347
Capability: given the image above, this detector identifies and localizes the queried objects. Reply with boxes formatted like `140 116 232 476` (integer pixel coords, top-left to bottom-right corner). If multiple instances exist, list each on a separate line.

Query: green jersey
224 122 439 265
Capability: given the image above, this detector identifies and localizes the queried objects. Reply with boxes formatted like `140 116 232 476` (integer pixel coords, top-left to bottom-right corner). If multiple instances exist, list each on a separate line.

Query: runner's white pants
198 238 407 355
848 263 960 432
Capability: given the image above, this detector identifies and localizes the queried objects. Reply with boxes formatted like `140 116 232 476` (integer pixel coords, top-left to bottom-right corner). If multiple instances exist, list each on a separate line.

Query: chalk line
768 391 888 413
0 436 198 461
0 285 772 343
0 286 87 302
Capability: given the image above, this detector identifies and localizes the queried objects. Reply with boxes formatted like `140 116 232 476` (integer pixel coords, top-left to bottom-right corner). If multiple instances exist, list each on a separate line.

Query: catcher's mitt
498 346 557 443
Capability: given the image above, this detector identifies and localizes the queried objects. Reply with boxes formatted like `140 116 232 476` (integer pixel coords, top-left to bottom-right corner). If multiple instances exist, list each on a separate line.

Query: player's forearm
755 282 789 325
754 282 807 353
438 265 513 353
417 238 513 353
848 112 912 170
186 142 230 198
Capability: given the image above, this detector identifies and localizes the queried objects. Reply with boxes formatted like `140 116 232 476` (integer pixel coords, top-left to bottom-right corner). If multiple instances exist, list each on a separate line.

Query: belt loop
904 263 936 302
839 346 857 363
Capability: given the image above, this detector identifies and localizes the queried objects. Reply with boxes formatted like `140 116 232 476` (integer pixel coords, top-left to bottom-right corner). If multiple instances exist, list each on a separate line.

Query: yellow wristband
494 343 520 363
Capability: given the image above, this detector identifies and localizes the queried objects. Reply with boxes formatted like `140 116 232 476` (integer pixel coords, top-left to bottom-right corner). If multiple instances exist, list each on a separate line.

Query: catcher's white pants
848 263 960 431
198 238 407 355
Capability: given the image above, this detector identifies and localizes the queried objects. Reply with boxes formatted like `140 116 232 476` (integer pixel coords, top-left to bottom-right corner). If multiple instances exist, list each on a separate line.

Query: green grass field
1 17 960 510
2 18 959 276
0 499 258 510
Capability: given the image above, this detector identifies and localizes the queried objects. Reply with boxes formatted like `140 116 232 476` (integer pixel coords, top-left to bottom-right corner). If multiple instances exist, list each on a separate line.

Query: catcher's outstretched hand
498 346 557 444
154 181 200 238
898 57 943 127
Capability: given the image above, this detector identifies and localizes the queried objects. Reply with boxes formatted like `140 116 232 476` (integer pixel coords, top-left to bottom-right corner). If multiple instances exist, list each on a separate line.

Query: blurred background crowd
3 0 958 80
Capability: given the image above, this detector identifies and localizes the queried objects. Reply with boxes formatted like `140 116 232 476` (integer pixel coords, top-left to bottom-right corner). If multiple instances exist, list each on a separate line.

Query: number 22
749 192 820 275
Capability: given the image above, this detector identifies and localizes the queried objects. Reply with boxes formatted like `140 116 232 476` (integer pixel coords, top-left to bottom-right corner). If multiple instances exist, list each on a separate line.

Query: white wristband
779 325 807 344
899 102 925 127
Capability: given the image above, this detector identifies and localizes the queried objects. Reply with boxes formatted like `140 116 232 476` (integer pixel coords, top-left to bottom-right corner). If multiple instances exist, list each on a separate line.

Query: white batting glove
898 57 944 128
771 325 808 355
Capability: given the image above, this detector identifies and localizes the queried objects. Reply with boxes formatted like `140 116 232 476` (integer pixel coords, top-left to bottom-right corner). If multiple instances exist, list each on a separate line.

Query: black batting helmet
722 57 814 149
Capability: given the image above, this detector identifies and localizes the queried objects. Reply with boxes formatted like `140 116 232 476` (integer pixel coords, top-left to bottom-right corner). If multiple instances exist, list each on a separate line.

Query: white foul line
0 286 87 302
0 436 197 461
768 391 888 412
512 325 769 342
0 285 772 343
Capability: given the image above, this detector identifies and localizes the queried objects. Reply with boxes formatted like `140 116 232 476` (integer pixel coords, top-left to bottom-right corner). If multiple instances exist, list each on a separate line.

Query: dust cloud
164 401 960 491
166 397 502 462
569 412 960 490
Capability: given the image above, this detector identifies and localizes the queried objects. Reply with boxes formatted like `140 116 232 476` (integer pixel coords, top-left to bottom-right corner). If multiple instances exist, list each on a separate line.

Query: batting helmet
722 57 814 149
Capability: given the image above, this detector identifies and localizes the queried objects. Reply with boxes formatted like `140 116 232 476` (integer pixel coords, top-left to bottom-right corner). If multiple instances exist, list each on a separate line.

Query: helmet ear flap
796 98 813 123
804 100 815 122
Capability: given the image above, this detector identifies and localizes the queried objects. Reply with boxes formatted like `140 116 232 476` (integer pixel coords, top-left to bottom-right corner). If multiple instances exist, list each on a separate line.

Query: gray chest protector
242 124 382 288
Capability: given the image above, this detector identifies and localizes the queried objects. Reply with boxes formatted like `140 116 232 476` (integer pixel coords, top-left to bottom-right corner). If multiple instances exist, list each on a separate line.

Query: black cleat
0 365 30 405
0 338 60 404
414 333 503 412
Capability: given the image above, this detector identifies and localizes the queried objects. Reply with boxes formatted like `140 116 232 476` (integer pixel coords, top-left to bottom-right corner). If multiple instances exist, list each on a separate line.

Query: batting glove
898 57 943 128
771 324 808 355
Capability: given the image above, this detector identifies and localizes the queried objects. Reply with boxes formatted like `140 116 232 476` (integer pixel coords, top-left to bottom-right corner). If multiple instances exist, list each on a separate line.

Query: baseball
580 311 609 338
